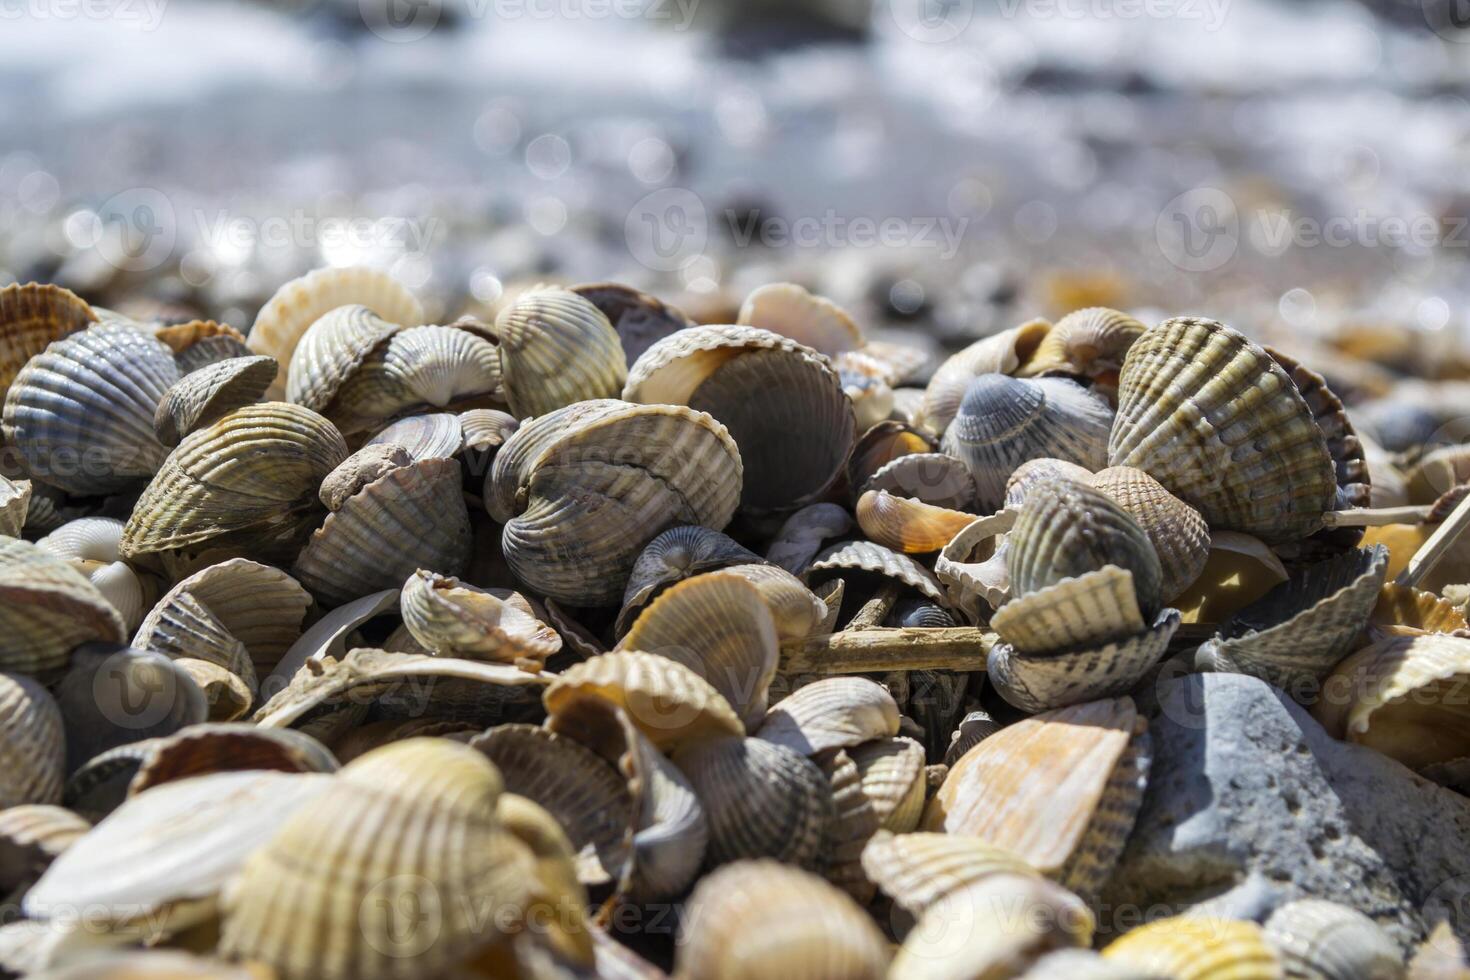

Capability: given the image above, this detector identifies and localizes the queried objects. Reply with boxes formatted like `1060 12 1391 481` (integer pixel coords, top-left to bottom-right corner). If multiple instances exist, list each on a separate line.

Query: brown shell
0 537 127 676
0 672 65 808
493 286 627 417
570 281 695 366
0 283 96 401
154 356 276 447
1020 307 1145 382
856 490 978 554
1089 466 1210 603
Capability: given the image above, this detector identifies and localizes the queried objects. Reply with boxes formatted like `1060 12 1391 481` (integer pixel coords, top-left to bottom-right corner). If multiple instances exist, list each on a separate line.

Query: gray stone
1101 671 1470 951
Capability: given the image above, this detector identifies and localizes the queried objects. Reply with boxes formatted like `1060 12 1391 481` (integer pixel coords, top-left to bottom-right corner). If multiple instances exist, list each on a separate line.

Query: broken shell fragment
400 569 561 668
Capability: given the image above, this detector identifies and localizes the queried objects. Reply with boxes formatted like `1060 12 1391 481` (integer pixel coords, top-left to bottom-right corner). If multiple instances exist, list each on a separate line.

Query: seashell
366 411 463 461
849 736 927 832
890 873 1094 980
671 736 834 869
0 283 96 401
815 748 880 900
542 650 744 752
153 355 275 447
218 740 536 980
400 569 560 668
891 385 926 426
924 697 1150 903
125 724 338 798
248 265 424 400
1195 545 1389 694
1371 583 1467 633
1174 530 1291 625
1408 444 1470 505
157 318 253 375
1020 307 1145 385
0 804 89 896
941 374 1113 512
993 566 1147 656
56 644 208 772
0 672 65 808
856 489 977 554
1023 949 1170 979
3 324 178 495
38 518 146 632
616 571 778 729
0 475 29 538
0 536 126 676
737 282 864 358
862 451 977 510
28 770 332 940
487 399 742 605
173 657 253 721
494 793 596 970
471 723 635 889
493 286 626 417
571 281 695 367
1405 922 1468 978
1108 316 1337 543
1089 466 1210 602
1102 917 1284 979
945 709 1003 766
459 407 518 455
936 510 1017 620
284 305 402 413
807 539 949 605
846 419 936 491
718 562 827 641
120 404 348 569
757 676 900 756
1313 632 1470 772
1262 898 1403 980
861 830 1039 915
617 525 761 636
990 607 1181 713
624 325 853 515
264 589 398 690
919 318 1052 435
325 323 501 435
16 949 266 977
840 369 896 431
1006 457 1096 505
766 502 853 575
293 454 471 608
676 860 890 980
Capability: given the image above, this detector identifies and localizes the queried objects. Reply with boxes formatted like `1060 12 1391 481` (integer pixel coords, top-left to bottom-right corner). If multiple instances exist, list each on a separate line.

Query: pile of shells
0 274 1467 977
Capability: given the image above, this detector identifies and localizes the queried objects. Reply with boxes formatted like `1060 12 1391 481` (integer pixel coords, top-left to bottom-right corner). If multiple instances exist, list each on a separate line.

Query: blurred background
3 0 1470 365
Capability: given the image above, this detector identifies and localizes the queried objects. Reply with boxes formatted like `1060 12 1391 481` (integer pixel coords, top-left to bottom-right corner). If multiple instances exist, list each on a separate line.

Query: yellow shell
0 282 96 401
1173 531 1290 625
1020 307 1145 383
492 285 627 417
400 569 560 668
991 566 1147 655
860 830 1039 915
737 282 864 358
850 735 927 832
1102 917 1284 979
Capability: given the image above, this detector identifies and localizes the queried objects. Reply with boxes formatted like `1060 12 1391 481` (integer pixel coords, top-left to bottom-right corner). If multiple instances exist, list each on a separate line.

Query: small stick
1321 505 1432 528
847 581 904 630
1396 491 1470 589
780 627 994 674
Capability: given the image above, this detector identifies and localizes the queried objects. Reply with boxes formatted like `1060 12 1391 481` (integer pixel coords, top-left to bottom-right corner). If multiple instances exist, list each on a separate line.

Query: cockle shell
1262 898 1404 980
992 567 1147 659
0 283 96 401
0 475 29 538
157 318 253 375
248 266 424 400
284 304 401 413
487 399 742 605
672 735 834 869
0 672 65 808
1195 545 1389 694
0 804 89 895
56 645 207 772
941 374 1113 513
737 282 863 358
365 411 463 461
1023 950 1169 979
38 518 146 632
861 830 1039 915
0 536 126 676
846 419 936 492
123 724 338 798
676 860 890 980
571 281 695 366
153 355 275 447
3 324 178 495
946 709 1003 766
1019 307 1145 385
766 502 853 575
1174 530 1291 625
1371 583 1468 633
856 489 977 554
757 676 900 756
919 318 1052 435
936 510 1017 620
493 286 627 417
715 562 827 642
808 539 949 605
1102 917 1284 979
1109 316 1337 543
617 525 762 636
1089 466 1210 602
816 748 880 900
624 325 853 515
862 451 977 510
849 736 927 832
400 569 560 668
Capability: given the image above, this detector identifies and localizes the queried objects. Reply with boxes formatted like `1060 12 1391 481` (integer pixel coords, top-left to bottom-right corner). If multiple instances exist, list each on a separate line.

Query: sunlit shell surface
493 286 627 417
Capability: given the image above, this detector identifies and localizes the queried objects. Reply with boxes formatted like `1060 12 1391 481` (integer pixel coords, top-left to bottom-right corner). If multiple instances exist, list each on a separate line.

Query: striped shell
400 569 560 668
2 324 178 495
325 324 501 435
856 490 977 554
849 736 927 832
1090 466 1210 602
617 525 761 636
757 676 900 756
571 281 695 366
493 286 627 417
861 830 1039 915
0 283 96 401
991 565 1147 654
0 804 89 894
0 672 65 808
807 539 948 605
153 355 275 447
920 318 1052 435
0 536 126 676
1102 917 1284 979
366 412 463 461
284 304 401 412
766 502 854 575
1020 307 1145 383
123 724 338 798
158 319 253 375
38 517 146 632
816 748 880 900
1262 899 1403 980
1109 317 1337 543
862 451 977 510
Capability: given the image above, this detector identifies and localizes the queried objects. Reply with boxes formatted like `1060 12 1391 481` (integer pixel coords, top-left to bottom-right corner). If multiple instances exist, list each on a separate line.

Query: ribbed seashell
617 525 761 636
126 724 338 798
737 282 864 358
1023 949 1170 979
677 860 889 980
400 569 560 668
856 490 976 554
919 318 1052 435
0 476 28 538
494 793 596 970
765 502 853 575
1006 457 1096 506
1262 899 1403 980
1195 545 1389 693
862 451 977 510
992 566 1148 657
0 804 89 895
945 709 1002 766
624 325 854 515
27 771 331 939
0 672 64 808
459 408 518 454
156 318 253 375
2 325 178 495
493 286 626 417
861 830 1039 915
757 676 900 756
571 281 695 367
248 265 424 400
1174 530 1290 625
847 419 936 491
1088 466 1210 602
1109 317 1337 543
120 404 348 567
616 571 778 729
327 324 501 434
924 697 1149 903
1313 633 1470 771
1102 917 1284 979
366 412 463 461
719 562 827 641
1372 583 1468 633
816 748 880 900
1019 307 1145 384
19 482 67 539
936 510 1017 620
488 400 742 605
172 657 251 721
0 283 96 401
990 608 1181 713
471 723 635 889
850 736 927 832
942 374 1113 513
284 305 402 413
671 737 834 869
543 651 744 752
0 536 126 676
890 873 1094 980
807 539 949 605
57 645 208 772
38 518 145 632
293 455 471 608
153 355 275 447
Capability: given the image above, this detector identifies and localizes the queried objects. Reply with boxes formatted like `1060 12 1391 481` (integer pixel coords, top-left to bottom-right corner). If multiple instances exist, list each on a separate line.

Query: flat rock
1102 671 1470 951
